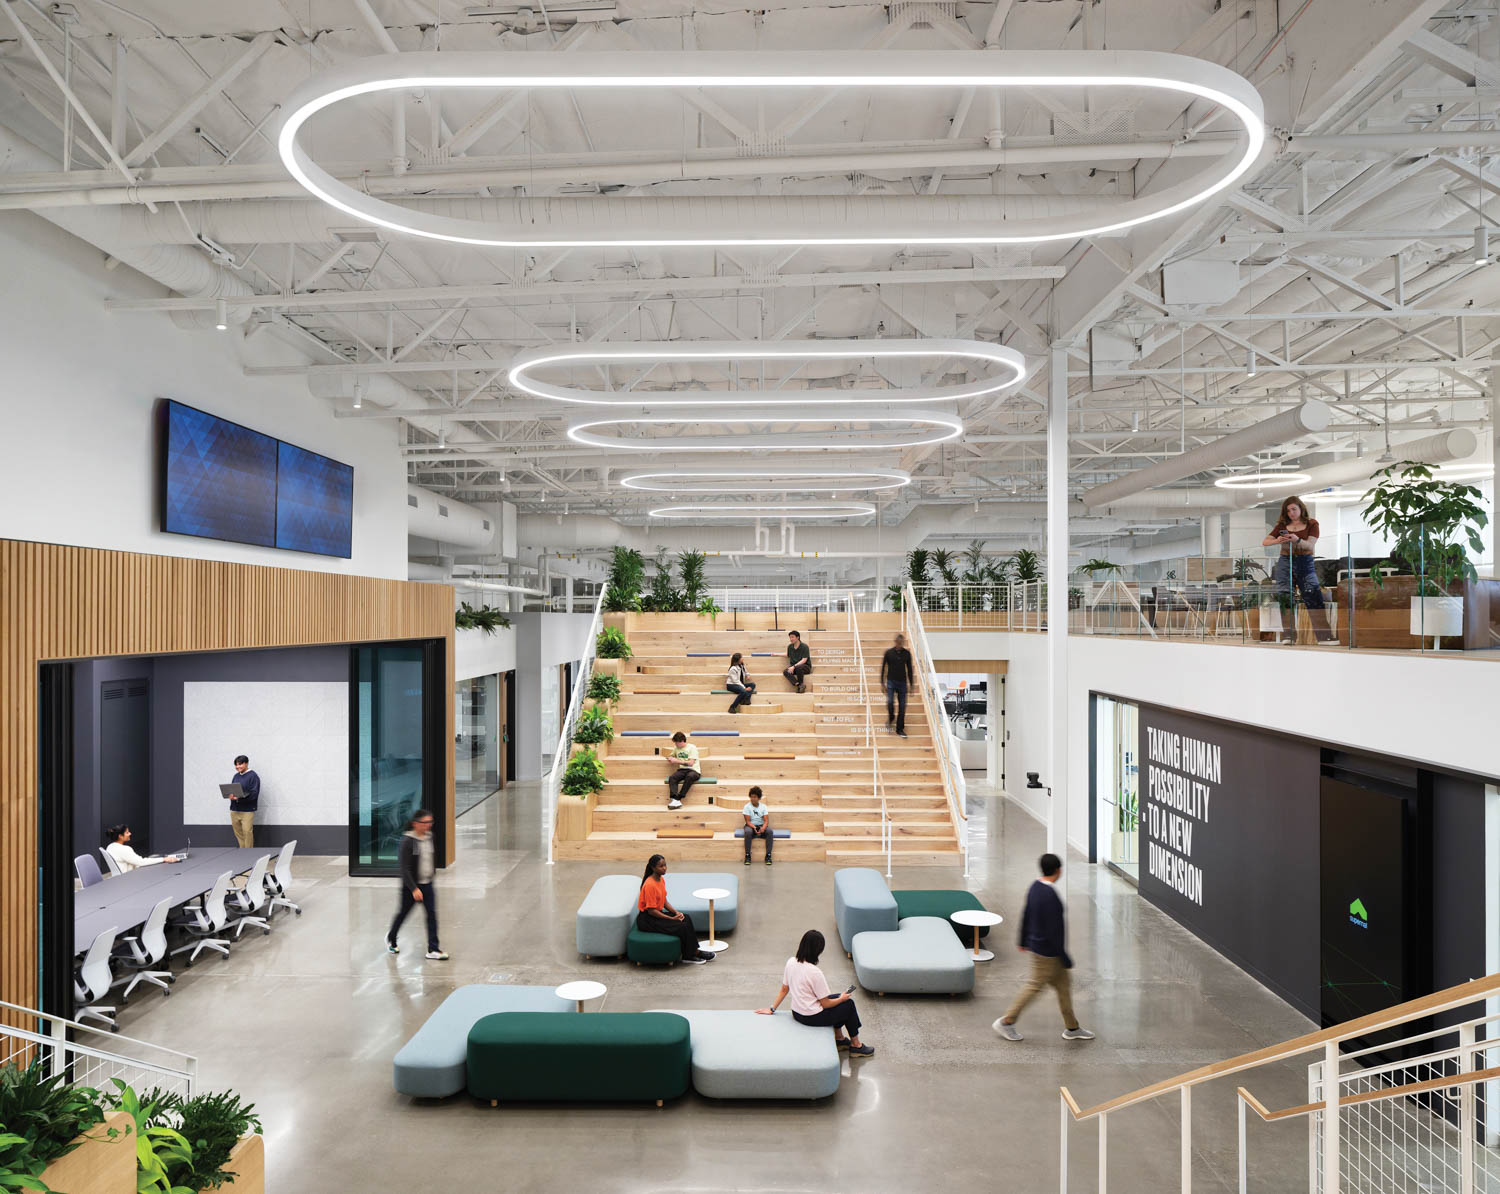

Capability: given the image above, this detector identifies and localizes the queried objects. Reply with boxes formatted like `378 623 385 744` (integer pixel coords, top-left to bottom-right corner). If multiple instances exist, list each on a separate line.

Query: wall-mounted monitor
160 399 354 558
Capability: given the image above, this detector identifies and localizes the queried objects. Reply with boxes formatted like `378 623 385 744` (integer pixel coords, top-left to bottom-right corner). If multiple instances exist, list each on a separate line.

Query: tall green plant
677 550 707 608
603 547 645 612
640 548 684 612
1361 461 1487 595
1012 548 1041 582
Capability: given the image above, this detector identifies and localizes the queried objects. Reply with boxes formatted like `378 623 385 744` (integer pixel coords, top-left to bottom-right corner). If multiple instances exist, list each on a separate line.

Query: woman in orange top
637 854 714 965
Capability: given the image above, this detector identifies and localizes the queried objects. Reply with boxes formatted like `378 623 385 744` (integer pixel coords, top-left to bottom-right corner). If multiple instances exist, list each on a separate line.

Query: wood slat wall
0 539 455 1011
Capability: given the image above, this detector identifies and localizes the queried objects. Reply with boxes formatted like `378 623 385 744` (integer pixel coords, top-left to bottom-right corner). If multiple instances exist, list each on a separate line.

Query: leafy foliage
595 626 632 659
1012 548 1042 582
561 747 608 795
677 550 707 609
0 1060 108 1176
109 1082 194 1194
586 671 621 703
904 548 931 587
1074 558 1123 578
572 705 614 745
603 547 646 612
454 602 511 634
929 548 958 586
1361 461 1488 595
639 549 686 612
136 1088 261 1193
696 596 722 618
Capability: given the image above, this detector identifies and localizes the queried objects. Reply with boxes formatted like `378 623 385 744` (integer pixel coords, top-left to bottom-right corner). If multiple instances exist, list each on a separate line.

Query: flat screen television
160 399 354 558
161 399 278 548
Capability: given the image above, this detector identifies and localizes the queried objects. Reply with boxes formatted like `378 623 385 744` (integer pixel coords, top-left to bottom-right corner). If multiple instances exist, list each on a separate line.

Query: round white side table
950 909 1004 962
555 979 607 1013
693 886 731 952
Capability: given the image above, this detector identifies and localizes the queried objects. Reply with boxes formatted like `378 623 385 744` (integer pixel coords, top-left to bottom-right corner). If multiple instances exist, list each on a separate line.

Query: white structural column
987 671 1005 791
1492 354 1498 573
1046 343 1070 857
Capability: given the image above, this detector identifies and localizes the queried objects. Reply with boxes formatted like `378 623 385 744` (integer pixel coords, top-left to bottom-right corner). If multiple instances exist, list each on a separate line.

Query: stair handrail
848 595 891 877
544 587 607 865
1057 971 1500 1193
0 998 197 1096
901 583 969 877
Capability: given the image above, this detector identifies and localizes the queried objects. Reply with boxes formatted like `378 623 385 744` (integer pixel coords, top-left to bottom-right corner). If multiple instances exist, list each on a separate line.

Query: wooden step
592 805 824 833
824 847 960 866
606 757 819 781
823 819 954 837
557 832 827 862
601 779 821 804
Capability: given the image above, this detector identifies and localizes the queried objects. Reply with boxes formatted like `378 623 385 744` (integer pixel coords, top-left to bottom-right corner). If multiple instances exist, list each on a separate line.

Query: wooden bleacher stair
552 611 962 865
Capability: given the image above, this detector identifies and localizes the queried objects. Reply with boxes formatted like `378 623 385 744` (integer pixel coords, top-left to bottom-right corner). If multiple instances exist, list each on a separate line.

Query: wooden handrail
1064 971 1500 1122
1239 1064 1500 1124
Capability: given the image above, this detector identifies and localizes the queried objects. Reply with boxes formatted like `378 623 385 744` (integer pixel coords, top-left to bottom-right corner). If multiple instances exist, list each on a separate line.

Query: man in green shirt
782 630 813 693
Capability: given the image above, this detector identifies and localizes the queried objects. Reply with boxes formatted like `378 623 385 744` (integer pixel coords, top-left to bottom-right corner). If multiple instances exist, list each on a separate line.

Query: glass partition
1093 694 1139 879
455 673 500 816
351 643 431 875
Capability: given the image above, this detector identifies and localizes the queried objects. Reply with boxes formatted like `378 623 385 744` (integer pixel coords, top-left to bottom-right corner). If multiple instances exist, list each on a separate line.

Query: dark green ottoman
627 925 684 965
466 1012 691 1106
894 890 991 943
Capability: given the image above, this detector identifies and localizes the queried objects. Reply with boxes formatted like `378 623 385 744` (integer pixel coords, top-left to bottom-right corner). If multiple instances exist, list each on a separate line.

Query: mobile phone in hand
845 984 856 994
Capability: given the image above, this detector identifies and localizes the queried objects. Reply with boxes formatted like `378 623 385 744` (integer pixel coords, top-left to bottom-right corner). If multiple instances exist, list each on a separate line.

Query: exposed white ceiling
0 0 1495 563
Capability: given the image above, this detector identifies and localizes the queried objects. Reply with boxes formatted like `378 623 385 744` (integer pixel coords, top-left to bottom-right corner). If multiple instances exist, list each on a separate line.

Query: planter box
571 739 609 762
554 790 595 841
593 657 625 677
217 1133 265 1194
601 612 630 633
38 1112 134 1194
1410 595 1463 639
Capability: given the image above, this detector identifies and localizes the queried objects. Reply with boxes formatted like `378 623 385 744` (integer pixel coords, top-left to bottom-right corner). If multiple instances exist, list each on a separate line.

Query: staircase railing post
1237 1089 1247 1194
1098 1111 1108 1194
1181 1086 1192 1194
1322 1040 1340 1194
1059 1094 1070 1194
1459 1023 1476 1194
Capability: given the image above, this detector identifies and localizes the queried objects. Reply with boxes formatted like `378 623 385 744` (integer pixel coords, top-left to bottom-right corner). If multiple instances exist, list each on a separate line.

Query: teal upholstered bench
627 925 684 965
894 890 992 943
466 1012 691 1106
663 776 718 784
392 985 571 1098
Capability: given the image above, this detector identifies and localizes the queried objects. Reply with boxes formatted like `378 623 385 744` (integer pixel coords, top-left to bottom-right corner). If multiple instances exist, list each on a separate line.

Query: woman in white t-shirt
103 825 180 874
725 653 756 713
756 929 874 1056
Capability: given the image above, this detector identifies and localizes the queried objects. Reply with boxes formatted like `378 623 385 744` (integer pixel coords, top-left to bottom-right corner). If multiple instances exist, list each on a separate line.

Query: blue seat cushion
653 1009 839 1100
733 828 791 838
664 873 738 933
393 985 571 1098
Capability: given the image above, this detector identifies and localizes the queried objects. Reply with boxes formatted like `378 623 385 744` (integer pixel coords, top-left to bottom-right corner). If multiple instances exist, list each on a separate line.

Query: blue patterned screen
163 400 277 547
161 400 354 557
276 441 354 558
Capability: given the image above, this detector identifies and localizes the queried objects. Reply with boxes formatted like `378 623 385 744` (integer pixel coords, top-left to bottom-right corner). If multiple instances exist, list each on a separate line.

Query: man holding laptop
222 754 260 847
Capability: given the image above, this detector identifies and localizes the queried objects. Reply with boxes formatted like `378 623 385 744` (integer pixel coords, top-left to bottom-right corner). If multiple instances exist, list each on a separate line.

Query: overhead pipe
407 485 497 550
1081 401 1332 508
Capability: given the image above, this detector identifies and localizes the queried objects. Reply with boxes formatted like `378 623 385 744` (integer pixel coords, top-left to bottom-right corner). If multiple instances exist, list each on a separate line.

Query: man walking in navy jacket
994 853 1095 1041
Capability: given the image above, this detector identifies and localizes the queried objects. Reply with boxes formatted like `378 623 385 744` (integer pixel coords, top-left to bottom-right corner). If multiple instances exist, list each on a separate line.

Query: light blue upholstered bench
664 873 738 933
576 875 642 958
652 1009 840 1099
833 867 898 954
393 985 571 1097
851 916 976 995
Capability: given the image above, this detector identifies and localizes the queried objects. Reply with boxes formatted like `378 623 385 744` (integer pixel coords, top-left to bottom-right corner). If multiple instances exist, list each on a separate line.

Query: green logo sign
1349 898 1369 929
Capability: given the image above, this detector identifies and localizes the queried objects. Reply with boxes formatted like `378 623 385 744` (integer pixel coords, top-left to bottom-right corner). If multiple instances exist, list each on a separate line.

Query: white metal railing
1 999 196 1098
848 597 891 877
901 584 970 877
1059 972 1500 1194
544 588 606 864
710 587 883 614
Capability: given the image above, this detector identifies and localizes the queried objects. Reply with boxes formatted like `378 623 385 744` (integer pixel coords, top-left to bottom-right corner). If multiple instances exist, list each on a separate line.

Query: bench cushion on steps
393 985 571 1098
651 1009 840 1100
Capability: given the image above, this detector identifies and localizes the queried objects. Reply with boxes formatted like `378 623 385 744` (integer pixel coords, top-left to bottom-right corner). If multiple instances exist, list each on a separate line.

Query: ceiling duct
1082 401 1332 508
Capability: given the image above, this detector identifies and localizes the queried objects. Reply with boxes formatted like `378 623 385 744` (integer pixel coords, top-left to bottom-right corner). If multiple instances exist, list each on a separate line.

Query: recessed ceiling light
277 50 1265 248
620 468 911 493
508 339 1028 406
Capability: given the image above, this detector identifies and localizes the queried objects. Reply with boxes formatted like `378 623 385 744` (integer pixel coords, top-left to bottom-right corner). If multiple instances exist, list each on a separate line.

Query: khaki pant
1003 953 1078 1030
231 811 255 848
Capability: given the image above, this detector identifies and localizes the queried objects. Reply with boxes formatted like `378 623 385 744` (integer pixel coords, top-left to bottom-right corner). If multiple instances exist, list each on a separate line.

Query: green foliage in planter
595 626 632 659
678 550 707 609
138 1087 262 1193
0 1059 109 1181
1075 558 1123 578
110 1082 194 1194
561 747 608 795
454 602 511 634
1362 461 1488 596
573 705 614 745
639 549 685 612
1012 548 1042 582
586 671 620 703
696 596 722 618
885 584 904 612
603 547 646 612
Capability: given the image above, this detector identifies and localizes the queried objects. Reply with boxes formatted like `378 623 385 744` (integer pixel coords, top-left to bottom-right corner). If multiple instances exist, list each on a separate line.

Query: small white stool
950 909 1004 962
555 980 608 1013
693 887 732 953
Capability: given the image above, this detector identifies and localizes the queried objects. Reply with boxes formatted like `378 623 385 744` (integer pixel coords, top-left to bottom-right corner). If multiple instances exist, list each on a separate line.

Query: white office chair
74 925 119 1030
99 846 123 877
170 872 232 965
116 897 174 1001
264 840 301 918
226 855 273 938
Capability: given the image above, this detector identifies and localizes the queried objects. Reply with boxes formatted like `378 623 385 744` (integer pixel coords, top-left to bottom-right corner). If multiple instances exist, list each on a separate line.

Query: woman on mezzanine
1261 496 1334 644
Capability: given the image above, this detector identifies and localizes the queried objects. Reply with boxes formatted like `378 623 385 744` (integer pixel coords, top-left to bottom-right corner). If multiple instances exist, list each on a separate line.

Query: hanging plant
454 603 511 634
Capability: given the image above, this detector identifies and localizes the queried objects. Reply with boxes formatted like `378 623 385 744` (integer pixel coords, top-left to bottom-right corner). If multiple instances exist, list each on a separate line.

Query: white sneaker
993 1020 1022 1041
668 799 683 810
424 950 450 961
1062 1027 1095 1040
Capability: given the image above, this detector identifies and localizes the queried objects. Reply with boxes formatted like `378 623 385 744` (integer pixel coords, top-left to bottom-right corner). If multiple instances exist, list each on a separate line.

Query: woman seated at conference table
104 824 180 873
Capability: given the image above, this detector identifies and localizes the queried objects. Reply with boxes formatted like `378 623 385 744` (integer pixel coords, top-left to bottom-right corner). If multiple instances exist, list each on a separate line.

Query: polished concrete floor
114 780 1317 1193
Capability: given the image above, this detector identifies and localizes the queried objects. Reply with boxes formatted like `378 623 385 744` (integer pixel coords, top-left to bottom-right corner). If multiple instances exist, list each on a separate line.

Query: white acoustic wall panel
183 682 348 825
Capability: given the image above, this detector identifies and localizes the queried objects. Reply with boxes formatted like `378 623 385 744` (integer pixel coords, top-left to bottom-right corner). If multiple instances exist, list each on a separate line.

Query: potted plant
1361 461 1488 642
1 1060 129 1193
638 548 685 613
454 602 511 635
695 595 722 623
593 626 632 678
678 550 707 612
602 547 645 629
132 1085 263 1194
571 705 614 759
586 671 621 707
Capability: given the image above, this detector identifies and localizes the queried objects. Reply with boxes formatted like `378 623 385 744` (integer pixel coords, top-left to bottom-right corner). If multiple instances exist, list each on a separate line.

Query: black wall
1137 702 1323 1017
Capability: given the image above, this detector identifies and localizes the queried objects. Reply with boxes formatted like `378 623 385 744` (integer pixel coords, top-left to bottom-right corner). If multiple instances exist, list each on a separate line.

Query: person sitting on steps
726 652 756 713
637 854 714 965
756 929 874 1056
662 730 700 810
782 630 812 693
742 785 773 866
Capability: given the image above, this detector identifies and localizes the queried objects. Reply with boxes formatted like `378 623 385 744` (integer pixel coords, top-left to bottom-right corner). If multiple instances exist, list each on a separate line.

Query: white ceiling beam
123 32 274 167
1402 27 1500 88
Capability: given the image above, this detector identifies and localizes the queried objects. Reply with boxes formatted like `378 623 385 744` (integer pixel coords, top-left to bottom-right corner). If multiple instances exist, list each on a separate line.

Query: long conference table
73 847 276 952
